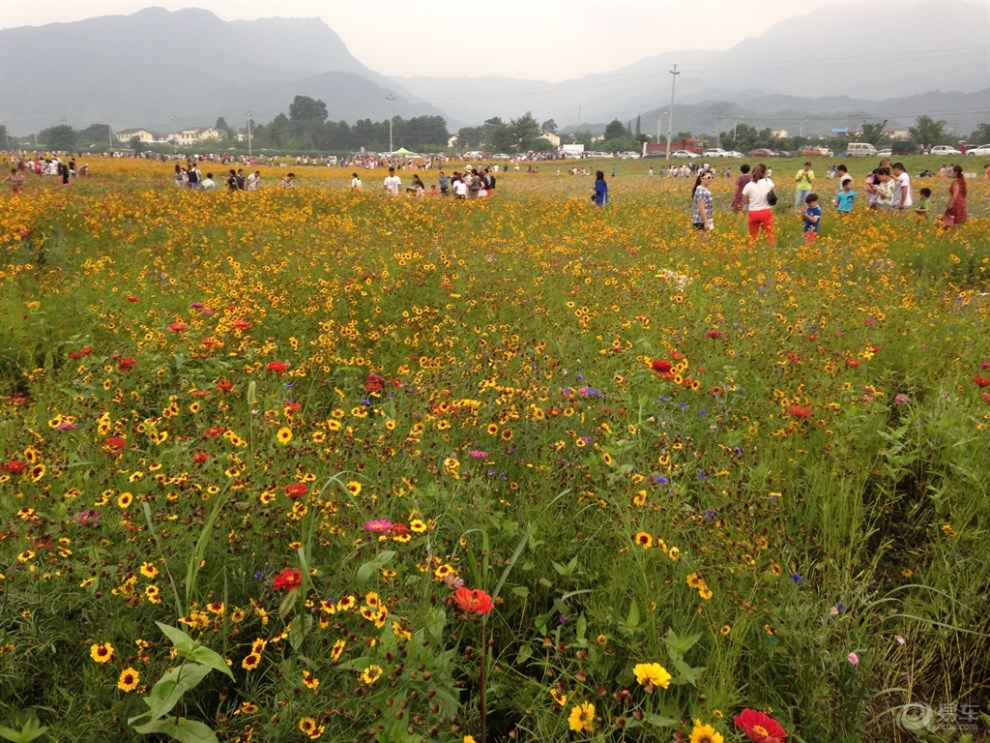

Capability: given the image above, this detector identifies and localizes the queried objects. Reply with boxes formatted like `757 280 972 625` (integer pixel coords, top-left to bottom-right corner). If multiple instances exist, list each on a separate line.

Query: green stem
480 617 488 743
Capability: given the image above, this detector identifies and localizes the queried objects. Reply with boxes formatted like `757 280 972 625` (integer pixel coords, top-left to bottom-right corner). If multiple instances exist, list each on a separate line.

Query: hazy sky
0 0 899 81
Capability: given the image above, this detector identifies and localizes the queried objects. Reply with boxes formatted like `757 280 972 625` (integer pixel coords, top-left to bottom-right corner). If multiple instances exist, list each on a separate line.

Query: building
115 128 158 144
170 127 223 146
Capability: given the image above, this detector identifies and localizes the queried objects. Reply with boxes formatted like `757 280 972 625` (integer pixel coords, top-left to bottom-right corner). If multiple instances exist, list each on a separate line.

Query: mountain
0 7 439 134
0 2 986 138
396 1 989 133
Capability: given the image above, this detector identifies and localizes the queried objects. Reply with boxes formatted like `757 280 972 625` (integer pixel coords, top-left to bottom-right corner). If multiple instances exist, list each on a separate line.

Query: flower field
1 159 988 742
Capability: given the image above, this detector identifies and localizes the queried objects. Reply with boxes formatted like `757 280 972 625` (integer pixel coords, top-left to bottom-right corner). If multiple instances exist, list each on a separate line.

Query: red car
747 148 777 157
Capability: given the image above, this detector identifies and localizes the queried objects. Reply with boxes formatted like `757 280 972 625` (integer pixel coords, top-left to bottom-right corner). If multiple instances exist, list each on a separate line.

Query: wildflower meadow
1 158 988 743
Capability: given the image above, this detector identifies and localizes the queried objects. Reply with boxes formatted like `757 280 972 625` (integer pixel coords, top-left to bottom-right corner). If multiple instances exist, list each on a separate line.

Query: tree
540 119 558 135
40 124 76 151
969 122 990 143
490 122 515 153
860 120 887 145
635 115 642 137
604 119 627 141
0 124 9 149
215 117 233 140
511 112 541 151
909 116 947 152
289 96 328 123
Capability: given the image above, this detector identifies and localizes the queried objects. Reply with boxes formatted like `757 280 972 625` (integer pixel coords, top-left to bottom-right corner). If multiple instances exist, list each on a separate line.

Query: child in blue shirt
835 179 856 214
802 192 822 243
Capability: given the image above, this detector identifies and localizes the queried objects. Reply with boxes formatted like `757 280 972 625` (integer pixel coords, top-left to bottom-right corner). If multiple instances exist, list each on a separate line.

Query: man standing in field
383 166 401 196
794 162 814 207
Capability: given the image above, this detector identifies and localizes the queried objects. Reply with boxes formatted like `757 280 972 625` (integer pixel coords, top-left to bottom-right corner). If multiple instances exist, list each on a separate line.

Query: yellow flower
302 669 320 690
689 719 724 743
298 716 324 739
276 426 292 444
359 664 383 685
117 667 140 692
633 531 652 549
90 642 115 664
568 701 596 733
632 662 672 690
139 562 158 579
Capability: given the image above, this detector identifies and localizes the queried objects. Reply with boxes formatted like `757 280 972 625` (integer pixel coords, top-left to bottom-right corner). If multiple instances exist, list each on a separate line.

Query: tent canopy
392 147 419 156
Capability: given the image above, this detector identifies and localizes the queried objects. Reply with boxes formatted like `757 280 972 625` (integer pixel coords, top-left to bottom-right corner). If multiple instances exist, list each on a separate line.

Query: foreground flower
90 642 114 664
117 667 140 692
633 662 672 690
690 719 724 743
568 701 595 733
272 568 302 591
358 664 383 685
734 708 788 742
298 716 324 739
452 587 494 615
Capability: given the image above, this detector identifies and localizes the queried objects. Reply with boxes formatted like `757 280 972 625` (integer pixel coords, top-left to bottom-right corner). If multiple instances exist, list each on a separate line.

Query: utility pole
246 112 253 157
665 64 679 161
386 92 395 154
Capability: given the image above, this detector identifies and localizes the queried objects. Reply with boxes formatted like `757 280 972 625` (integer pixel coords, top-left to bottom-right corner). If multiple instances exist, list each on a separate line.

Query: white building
116 128 158 144
170 127 223 146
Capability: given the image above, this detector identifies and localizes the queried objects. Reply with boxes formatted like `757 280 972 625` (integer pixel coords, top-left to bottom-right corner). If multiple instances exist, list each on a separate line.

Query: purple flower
74 509 100 527
791 572 803 584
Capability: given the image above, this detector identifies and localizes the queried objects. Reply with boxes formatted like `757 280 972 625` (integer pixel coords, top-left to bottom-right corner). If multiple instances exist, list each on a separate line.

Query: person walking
691 169 715 235
942 164 967 226
742 164 776 247
593 170 609 207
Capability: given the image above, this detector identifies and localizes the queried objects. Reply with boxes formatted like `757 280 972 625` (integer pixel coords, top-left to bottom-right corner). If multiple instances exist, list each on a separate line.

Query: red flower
118 357 136 371
127 296 139 303
452 587 494 615
706 330 725 339
283 401 302 414
192 451 209 464
215 379 233 392
974 376 990 388
845 358 860 368
365 373 385 392
1 459 26 474
203 427 226 437
168 322 187 332
267 361 288 374
788 405 812 418
69 347 94 360
102 436 126 455
233 320 251 330
734 708 788 743
651 359 672 374
284 484 309 500
273 568 302 591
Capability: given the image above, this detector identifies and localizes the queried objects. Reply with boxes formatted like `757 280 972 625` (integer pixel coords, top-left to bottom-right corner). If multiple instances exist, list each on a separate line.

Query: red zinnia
734 708 788 743
273 568 302 591
118 357 136 371
452 587 494 615
68 347 94 360
788 405 812 418
974 376 990 388
2 459 26 474
651 359 672 374
102 436 126 455
267 361 288 374
284 483 309 500
168 322 187 332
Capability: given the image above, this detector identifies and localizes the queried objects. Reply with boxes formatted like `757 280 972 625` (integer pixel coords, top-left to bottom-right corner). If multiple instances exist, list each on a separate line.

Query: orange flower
452 587 493 615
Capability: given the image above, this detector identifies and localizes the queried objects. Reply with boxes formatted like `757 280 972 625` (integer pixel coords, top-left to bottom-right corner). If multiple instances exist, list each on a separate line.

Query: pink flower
468 450 489 459
363 520 394 534
847 652 859 665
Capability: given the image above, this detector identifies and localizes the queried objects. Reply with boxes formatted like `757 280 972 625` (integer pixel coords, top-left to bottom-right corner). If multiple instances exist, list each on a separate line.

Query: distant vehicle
965 144 990 156
801 146 833 157
876 148 892 157
775 150 792 158
643 138 705 157
703 148 733 158
928 145 962 156
846 143 878 157
490 153 510 160
672 150 700 158
618 151 641 159
463 150 484 159
747 148 777 158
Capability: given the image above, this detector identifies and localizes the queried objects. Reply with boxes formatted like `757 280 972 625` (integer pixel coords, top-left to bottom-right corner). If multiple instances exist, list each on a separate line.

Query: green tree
540 119 558 135
909 116 948 153
289 96 329 123
604 119 627 141
968 122 990 143
214 117 233 140
511 112 541 151
860 120 887 145
456 126 484 149
490 121 515 153
40 124 76 151
0 124 9 149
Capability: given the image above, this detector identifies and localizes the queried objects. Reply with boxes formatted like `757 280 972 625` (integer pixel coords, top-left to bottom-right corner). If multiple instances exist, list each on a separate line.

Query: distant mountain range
1 2 987 138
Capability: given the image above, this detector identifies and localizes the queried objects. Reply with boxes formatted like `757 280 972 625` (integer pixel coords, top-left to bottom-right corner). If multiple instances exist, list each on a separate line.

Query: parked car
703 148 733 158
876 148 892 157
618 151 641 159
928 145 962 156
775 150 792 158
672 150 700 158
801 146 833 158
747 148 777 158
846 143 878 157
965 144 990 156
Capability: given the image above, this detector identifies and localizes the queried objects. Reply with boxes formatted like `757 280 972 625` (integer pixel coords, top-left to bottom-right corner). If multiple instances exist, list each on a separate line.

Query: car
671 150 700 158
965 144 990 156
775 150 791 158
747 148 777 158
801 146 833 158
876 148 892 157
928 145 962 156
618 151 641 159
703 148 732 158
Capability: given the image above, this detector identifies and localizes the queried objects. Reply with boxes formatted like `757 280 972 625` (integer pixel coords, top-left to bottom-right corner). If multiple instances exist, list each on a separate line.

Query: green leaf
644 713 679 729
576 613 588 644
186 646 235 680
140 663 213 720
511 585 530 598
625 600 640 629
133 717 219 743
356 550 396 587
156 622 197 656
0 714 48 743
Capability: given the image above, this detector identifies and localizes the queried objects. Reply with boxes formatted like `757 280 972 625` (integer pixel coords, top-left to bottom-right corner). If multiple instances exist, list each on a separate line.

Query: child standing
801 193 822 243
915 187 931 218
835 179 856 214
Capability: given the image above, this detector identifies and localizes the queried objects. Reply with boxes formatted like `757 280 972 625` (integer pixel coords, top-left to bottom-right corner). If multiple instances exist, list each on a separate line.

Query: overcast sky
0 0 909 81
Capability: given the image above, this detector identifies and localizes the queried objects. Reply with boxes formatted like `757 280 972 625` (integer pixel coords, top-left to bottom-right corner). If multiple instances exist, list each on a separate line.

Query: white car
703 148 731 158
618 151 641 159
965 144 990 156
928 145 962 156
876 148 892 157
671 150 700 158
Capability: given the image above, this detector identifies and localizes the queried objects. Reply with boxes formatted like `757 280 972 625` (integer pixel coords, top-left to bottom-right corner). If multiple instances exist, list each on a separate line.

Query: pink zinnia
363 520 394 534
